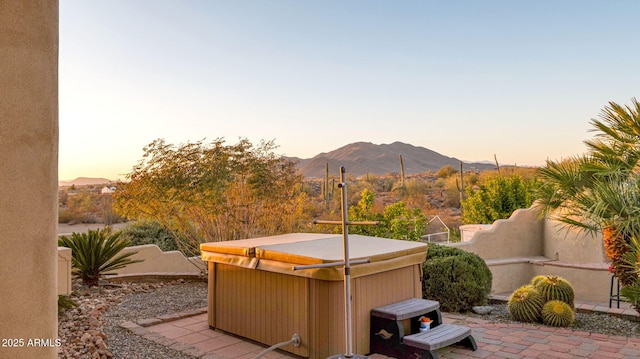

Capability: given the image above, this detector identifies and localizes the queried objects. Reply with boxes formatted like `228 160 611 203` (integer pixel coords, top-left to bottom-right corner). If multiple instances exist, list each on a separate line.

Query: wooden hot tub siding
207 261 422 358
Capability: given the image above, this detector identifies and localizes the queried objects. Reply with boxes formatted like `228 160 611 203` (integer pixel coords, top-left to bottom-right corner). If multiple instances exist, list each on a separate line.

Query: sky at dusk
59 0 640 181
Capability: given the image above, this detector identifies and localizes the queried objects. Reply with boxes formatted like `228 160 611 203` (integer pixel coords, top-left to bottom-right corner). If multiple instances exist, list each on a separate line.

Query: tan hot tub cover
201 233 428 281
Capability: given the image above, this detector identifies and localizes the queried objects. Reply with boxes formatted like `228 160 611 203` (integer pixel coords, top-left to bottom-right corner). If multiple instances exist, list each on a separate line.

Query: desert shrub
462 174 538 224
58 228 142 286
436 165 458 179
508 285 544 323
422 243 492 312
119 220 182 253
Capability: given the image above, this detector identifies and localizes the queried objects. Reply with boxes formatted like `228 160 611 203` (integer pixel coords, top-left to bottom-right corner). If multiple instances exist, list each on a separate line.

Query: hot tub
200 233 428 358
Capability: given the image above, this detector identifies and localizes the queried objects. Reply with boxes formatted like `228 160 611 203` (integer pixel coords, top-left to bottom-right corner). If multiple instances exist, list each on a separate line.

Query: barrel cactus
541 300 575 327
530 275 547 287
508 285 544 323
534 275 575 308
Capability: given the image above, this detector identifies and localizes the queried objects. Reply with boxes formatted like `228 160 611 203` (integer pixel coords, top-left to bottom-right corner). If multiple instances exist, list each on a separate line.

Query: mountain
58 177 113 187
287 141 497 178
60 142 497 184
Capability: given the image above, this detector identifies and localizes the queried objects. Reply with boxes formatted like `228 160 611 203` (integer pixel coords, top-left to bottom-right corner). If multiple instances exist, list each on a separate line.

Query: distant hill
61 142 498 183
286 141 497 178
58 177 113 187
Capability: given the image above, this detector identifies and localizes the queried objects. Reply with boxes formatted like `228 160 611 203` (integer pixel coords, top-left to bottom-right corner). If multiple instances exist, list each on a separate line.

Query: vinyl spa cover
201 233 428 281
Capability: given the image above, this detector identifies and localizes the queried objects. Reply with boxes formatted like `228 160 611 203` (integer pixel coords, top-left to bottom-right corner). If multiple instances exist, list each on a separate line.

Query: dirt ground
57 222 128 236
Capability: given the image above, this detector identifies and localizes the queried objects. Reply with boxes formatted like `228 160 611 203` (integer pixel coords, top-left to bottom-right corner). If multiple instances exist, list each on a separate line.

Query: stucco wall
542 219 607 263
0 2 59 358
531 263 610 303
484 260 536 295
451 209 544 260
58 247 72 295
451 208 612 303
103 244 206 276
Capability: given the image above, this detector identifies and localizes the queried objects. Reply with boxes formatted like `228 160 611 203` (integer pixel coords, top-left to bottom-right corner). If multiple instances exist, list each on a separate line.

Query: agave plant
58 227 142 286
534 98 640 287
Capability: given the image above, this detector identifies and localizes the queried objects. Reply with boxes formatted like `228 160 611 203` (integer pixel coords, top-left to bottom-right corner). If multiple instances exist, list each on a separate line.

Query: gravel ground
467 303 640 337
58 280 207 359
60 280 640 359
102 281 207 359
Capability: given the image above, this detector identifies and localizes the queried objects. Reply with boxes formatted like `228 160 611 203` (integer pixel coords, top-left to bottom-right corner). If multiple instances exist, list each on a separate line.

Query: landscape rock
58 279 201 359
472 306 494 315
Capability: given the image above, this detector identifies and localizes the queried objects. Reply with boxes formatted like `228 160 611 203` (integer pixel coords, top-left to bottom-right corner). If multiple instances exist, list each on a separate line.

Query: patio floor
119 297 640 359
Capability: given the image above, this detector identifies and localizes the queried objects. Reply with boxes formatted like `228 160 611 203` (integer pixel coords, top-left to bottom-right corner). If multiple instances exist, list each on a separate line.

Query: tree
348 188 427 241
534 98 640 286
383 201 428 241
461 175 536 224
113 138 312 254
59 188 123 224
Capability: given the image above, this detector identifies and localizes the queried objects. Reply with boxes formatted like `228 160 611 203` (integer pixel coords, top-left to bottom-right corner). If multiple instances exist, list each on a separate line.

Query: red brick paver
119 306 640 359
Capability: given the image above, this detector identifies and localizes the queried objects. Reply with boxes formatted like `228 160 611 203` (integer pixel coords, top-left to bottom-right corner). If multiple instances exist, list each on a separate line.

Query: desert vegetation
105 137 540 255
501 97 640 315
58 138 540 256
534 98 640 311
59 185 124 225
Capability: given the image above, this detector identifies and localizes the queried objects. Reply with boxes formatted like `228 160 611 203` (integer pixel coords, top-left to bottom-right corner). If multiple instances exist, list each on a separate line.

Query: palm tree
619 235 640 308
534 98 640 286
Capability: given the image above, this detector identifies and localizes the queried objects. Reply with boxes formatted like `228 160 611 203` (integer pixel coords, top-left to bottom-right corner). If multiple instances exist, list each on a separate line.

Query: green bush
119 220 180 253
461 175 538 224
422 243 492 312
58 228 142 286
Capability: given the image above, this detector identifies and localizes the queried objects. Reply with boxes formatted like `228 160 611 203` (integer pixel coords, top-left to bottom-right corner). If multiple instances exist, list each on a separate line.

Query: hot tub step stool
369 298 476 359
402 324 477 359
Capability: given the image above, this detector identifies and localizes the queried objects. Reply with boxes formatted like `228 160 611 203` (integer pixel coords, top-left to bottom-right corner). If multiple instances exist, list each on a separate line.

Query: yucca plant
58 228 142 286
534 98 640 287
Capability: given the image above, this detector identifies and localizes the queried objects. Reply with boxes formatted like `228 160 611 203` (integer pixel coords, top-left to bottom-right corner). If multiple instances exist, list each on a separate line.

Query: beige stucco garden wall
58 247 72 295
452 208 544 260
542 219 607 263
103 244 206 277
451 208 611 303
57 244 205 288
0 2 59 358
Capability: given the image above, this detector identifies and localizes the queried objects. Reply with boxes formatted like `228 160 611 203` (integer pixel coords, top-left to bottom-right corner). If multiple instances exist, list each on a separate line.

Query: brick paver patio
119 300 640 359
